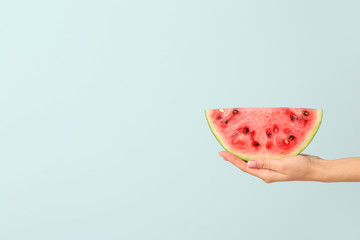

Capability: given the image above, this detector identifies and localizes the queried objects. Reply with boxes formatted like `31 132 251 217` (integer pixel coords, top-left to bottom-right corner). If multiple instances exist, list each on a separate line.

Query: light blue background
1 1 359 239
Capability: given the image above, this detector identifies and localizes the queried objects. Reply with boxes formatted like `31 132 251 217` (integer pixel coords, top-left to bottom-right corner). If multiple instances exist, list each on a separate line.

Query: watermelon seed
303 111 309 116
291 115 296 121
244 128 249 134
233 109 238 114
273 127 278 133
225 120 229 124
217 115 222 120
284 139 289 144
289 135 295 140
253 141 259 147
267 132 272 138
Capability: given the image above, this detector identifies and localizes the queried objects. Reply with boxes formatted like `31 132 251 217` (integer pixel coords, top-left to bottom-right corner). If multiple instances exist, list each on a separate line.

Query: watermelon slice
205 108 322 161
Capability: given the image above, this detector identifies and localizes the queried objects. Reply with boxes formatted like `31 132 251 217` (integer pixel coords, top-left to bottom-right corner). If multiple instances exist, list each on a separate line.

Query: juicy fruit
205 108 322 161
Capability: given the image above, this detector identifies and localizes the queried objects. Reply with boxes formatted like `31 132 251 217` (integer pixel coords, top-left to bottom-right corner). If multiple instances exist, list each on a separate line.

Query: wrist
308 157 357 182
308 158 333 182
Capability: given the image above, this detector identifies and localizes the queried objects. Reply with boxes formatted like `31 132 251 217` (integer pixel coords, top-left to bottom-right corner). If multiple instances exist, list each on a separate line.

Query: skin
219 151 360 183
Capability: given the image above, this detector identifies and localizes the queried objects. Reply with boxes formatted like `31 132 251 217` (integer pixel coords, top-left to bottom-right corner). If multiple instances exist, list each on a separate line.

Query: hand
219 151 322 183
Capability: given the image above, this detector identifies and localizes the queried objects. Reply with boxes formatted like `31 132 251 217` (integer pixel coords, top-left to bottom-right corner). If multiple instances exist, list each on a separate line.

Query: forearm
311 157 360 182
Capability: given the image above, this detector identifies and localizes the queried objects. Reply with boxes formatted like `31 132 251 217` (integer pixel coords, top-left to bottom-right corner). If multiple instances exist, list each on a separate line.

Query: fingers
219 151 271 177
247 158 284 172
219 151 247 172
219 151 283 172
219 151 288 183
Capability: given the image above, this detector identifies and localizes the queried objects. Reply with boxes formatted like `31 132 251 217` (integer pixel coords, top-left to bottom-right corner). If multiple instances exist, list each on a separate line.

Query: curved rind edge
205 108 323 161
205 109 253 161
291 109 323 156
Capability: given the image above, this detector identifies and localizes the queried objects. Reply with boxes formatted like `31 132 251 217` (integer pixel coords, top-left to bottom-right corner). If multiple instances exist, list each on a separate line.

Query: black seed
233 109 238 114
291 115 296 121
253 141 259 146
217 115 222 119
225 120 229 124
267 132 272 137
244 128 249 134
289 135 295 140
303 111 309 116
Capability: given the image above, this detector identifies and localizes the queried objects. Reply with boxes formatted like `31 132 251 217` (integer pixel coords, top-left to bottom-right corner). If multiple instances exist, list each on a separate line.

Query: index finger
219 151 287 183
219 151 247 172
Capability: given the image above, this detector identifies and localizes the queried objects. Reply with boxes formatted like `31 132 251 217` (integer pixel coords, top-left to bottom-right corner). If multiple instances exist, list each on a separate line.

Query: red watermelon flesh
205 108 322 161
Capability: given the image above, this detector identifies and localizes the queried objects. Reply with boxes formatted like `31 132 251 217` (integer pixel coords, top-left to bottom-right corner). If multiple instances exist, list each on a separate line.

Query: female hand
219 151 322 183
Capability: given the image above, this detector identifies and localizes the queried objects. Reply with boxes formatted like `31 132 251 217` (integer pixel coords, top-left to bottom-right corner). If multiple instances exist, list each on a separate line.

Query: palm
219 151 319 183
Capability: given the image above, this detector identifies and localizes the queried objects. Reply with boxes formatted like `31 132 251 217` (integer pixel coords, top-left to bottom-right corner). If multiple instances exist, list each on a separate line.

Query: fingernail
247 160 257 168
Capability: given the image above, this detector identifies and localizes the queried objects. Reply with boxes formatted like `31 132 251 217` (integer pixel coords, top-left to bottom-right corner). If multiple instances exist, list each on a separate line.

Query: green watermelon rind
294 109 323 157
205 108 323 161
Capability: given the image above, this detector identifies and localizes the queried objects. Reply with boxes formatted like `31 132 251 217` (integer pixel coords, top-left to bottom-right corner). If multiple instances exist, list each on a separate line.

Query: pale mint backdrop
1 1 359 240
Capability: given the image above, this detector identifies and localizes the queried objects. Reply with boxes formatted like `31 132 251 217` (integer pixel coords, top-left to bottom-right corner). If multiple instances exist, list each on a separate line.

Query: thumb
247 158 283 171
